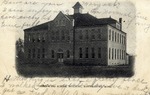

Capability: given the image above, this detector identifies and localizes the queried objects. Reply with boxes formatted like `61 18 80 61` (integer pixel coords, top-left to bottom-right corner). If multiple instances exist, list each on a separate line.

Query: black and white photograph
0 0 150 95
16 1 135 77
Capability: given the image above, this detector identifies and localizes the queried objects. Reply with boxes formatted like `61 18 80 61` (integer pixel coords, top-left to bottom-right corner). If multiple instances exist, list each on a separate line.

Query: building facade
24 2 127 66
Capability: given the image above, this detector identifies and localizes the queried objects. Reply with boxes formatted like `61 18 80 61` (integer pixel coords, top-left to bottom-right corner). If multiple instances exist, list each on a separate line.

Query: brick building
24 2 127 66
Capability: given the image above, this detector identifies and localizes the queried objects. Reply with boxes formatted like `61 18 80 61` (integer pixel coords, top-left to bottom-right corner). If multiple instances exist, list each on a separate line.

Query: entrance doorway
57 49 63 62
57 53 64 62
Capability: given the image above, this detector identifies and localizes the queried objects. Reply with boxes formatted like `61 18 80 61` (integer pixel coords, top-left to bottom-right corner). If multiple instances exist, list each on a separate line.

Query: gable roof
54 11 71 21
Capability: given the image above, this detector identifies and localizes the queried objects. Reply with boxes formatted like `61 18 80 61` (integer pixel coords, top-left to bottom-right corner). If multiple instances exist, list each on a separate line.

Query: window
109 30 111 40
42 48 45 58
122 35 123 44
98 29 101 32
66 30 70 40
79 48 82 58
28 49 31 58
91 34 95 40
85 30 89 40
117 33 119 42
42 34 45 42
51 50 54 58
56 21 58 25
98 47 101 58
85 47 89 58
37 34 40 42
117 49 119 59
112 31 114 41
112 48 114 59
32 35 35 42
124 50 126 60
98 29 101 39
62 20 65 26
120 49 121 59
120 34 121 43
67 50 70 58
98 34 101 39
28 35 31 42
115 32 117 42
37 49 40 58
124 36 126 45
79 33 83 40
32 48 35 58
109 48 111 59
56 31 60 40
67 36 70 40
51 31 55 40
115 49 116 59
122 50 123 60
91 48 95 58
61 31 65 40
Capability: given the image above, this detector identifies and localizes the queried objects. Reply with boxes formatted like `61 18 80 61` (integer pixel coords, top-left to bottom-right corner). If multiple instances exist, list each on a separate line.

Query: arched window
79 32 83 40
85 47 89 58
61 31 65 40
32 35 35 42
37 49 40 58
56 31 60 40
28 49 31 58
67 30 70 40
91 47 95 58
37 34 40 42
51 50 54 58
42 48 45 58
32 48 35 58
42 34 45 42
98 47 101 58
67 50 70 58
79 48 82 58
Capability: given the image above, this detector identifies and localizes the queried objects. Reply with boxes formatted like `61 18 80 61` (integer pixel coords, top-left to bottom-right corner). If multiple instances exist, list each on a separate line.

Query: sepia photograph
16 1 135 77
0 0 150 95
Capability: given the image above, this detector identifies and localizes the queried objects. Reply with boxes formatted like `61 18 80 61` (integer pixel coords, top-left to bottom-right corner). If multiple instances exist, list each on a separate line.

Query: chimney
119 18 122 30
72 2 83 14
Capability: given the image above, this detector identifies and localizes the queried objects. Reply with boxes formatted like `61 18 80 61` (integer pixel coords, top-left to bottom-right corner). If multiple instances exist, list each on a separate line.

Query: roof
24 13 118 31
66 13 117 27
24 21 50 31
72 2 83 9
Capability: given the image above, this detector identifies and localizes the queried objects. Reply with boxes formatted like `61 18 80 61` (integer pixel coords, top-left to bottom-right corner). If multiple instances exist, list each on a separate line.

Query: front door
57 53 63 62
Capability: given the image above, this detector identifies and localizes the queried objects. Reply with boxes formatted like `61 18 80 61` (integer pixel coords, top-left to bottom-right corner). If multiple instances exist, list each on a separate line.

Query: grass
16 61 134 78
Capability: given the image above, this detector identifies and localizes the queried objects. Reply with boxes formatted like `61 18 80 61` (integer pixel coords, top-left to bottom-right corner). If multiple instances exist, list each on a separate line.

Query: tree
16 38 24 61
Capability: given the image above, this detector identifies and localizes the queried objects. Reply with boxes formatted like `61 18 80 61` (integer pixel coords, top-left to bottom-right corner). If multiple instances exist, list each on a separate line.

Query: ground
16 60 134 78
